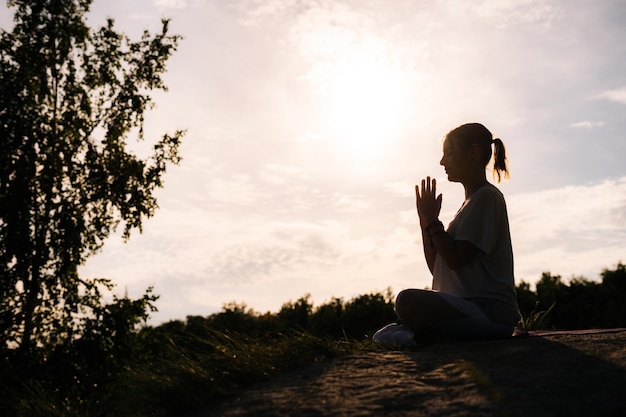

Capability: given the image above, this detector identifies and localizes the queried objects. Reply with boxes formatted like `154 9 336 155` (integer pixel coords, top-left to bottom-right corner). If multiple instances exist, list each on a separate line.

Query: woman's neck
463 175 489 199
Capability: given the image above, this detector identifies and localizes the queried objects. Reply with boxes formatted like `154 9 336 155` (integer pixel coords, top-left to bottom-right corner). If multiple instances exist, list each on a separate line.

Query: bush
516 262 626 330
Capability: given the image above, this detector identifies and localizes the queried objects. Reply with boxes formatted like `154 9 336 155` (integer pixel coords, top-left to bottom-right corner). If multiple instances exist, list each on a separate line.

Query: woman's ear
468 143 482 161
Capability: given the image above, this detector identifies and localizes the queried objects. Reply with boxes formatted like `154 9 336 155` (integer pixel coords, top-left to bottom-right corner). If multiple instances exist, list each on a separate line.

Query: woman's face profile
440 137 468 183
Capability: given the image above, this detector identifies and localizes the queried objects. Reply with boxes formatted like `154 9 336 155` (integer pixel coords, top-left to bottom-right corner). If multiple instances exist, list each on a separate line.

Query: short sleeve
448 187 504 255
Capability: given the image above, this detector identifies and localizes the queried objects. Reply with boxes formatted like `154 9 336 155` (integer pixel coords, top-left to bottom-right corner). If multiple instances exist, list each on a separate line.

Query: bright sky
2 0 626 324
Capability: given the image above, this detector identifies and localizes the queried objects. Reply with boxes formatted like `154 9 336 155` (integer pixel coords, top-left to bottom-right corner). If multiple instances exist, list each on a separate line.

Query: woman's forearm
422 228 437 273
424 220 476 271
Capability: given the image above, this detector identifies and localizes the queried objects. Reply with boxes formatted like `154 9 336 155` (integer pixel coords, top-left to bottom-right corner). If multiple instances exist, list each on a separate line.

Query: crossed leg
395 289 513 340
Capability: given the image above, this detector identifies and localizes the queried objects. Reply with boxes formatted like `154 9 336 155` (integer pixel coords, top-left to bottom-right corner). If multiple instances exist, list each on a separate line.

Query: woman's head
443 123 509 183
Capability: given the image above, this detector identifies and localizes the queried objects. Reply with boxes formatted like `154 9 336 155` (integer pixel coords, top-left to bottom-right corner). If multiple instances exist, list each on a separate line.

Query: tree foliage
202 289 397 339
0 0 184 354
516 262 626 329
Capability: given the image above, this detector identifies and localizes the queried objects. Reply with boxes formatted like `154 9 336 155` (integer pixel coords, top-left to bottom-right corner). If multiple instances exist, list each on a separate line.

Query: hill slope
197 330 626 417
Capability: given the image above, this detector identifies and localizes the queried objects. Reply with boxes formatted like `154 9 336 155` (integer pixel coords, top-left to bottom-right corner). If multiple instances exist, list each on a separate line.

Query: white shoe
372 323 416 347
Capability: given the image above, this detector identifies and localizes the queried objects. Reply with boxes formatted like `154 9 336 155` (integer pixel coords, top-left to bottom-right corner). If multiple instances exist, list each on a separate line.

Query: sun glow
325 55 412 159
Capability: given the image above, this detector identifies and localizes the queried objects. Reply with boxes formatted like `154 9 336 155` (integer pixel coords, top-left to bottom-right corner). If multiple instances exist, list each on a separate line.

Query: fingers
416 177 440 200
420 177 434 195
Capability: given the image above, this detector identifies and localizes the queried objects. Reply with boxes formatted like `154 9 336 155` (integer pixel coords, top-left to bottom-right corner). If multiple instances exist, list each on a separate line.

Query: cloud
231 0 298 26
508 177 626 282
569 121 606 129
331 192 371 213
202 224 344 285
154 0 191 9
287 2 428 90
445 0 563 28
594 87 626 104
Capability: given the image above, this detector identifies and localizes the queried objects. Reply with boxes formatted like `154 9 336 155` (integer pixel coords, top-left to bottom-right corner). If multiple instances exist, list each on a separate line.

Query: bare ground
189 330 626 417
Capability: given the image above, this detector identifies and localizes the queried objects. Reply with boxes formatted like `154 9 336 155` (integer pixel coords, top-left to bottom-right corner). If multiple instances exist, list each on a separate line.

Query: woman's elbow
446 260 464 271
444 241 476 270
443 255 472 271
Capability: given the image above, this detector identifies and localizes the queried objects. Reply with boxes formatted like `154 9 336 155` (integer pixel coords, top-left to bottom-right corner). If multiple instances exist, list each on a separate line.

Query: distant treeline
516 262 626 330
173 289 398 341
191 262 626 337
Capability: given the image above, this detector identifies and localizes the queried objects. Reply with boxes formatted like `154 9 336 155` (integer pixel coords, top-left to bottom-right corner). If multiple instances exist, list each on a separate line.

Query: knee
395 289 413 318
395 289 435 319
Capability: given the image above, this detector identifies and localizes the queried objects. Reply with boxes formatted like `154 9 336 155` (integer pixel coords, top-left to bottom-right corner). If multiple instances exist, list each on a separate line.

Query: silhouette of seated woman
374 123 519 345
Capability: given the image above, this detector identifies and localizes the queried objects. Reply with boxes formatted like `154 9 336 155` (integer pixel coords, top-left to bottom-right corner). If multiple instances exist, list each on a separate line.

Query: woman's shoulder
475 183 504 197
471 183 506 205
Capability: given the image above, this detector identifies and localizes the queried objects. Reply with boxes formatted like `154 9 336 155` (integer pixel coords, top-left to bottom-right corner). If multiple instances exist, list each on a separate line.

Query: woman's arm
421 226 437 273
417 177 477 272
425 222 477 270
416 178 441 274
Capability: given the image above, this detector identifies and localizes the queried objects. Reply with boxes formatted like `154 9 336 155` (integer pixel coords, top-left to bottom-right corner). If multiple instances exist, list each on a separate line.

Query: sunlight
324 54 412 160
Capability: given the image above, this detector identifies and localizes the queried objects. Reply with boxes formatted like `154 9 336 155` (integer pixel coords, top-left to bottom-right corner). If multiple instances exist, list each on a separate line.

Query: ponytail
492 138 509 183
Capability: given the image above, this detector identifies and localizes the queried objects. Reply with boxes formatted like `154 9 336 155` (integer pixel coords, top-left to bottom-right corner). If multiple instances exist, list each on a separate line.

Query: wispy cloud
154 0 189 9
446 0 563 28
569 121 606 129
288 2 428 90
202 223 344 285
508 177 626 281
594 87 626 104
231 0 297 26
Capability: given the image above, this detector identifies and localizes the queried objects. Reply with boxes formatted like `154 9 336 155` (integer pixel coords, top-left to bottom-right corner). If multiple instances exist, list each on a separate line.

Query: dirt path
192 331 626 417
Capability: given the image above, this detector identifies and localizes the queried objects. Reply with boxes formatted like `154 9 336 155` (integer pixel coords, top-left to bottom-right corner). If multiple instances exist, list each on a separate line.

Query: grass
110 329 370 417
517 302 556 331
3 329 370 417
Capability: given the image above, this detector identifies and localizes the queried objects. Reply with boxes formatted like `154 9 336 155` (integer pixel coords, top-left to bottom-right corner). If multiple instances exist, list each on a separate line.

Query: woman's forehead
442 137 455 150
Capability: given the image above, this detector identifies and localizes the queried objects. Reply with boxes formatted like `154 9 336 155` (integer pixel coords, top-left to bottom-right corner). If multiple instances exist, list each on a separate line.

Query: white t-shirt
432 184 519 325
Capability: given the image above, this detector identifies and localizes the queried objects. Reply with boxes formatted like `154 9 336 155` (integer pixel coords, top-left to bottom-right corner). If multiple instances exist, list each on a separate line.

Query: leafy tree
0 0 184 354
600 262 626 327
277 294 313 331
309 297 345 338
515 280 538 319
342 290 396 338
535 272 564 311
560 277 602 329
